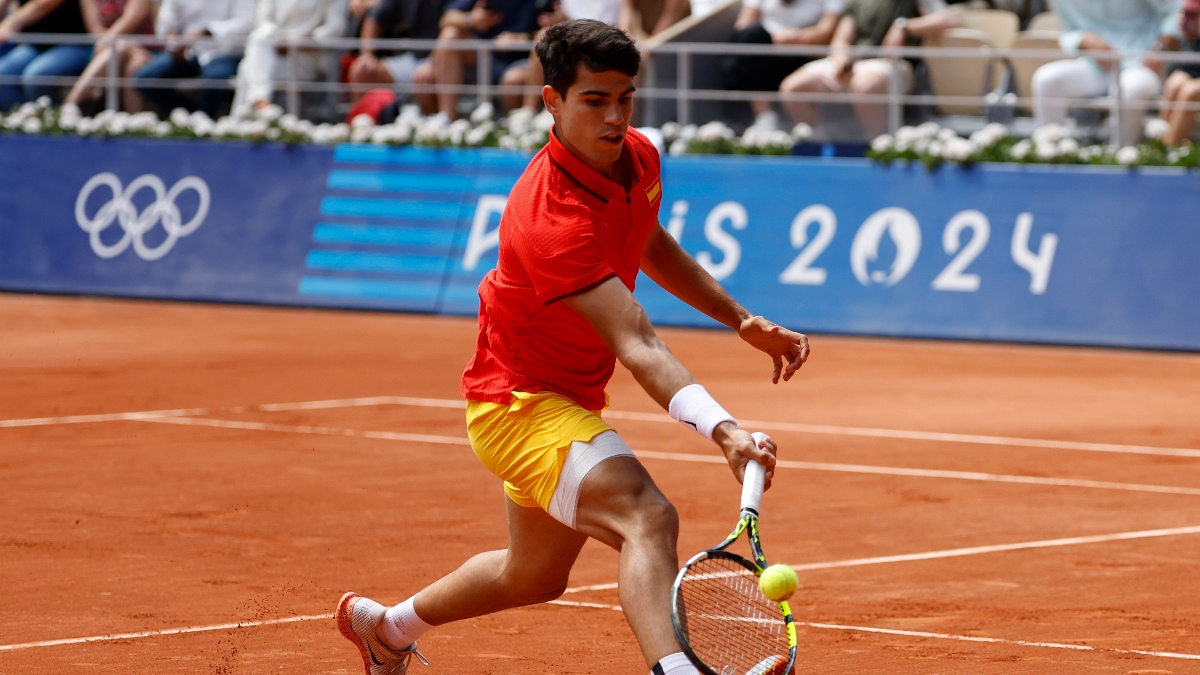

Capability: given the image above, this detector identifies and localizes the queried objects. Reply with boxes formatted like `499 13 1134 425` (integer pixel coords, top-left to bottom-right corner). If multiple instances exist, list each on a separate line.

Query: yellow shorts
466 391 613 511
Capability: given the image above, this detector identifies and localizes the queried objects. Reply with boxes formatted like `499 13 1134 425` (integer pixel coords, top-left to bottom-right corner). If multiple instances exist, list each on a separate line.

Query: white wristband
668 384 736 441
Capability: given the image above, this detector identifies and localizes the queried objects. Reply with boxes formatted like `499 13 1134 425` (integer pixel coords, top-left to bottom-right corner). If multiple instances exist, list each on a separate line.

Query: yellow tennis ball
759 564 798 602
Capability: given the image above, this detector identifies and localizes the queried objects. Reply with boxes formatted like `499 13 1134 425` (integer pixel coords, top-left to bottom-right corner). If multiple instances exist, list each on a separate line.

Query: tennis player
336 19 810 675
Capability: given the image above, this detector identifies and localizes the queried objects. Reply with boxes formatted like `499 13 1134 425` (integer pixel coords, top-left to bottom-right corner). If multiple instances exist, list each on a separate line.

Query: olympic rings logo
74 173 211 261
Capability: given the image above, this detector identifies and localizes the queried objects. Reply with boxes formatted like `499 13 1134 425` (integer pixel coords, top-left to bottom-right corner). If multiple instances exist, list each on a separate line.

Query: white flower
470 101 495 124
498 134 519 150
669 138 690 156
278 113 300 131
350 113 377 129
351 126 372 144
678 124 698 142
255 103 284 122
1035 142 1057 161
212 117 236 136
35 95 52 110
58 114 78 131
130 111 158 132
937 127 958 142
1009 139 1031 160
532 109 555 133
660 121 681 141
191 117 214 137
740 126 766 149
1115 146 1140 165
104 111 131 135
916 121 942 139
1167 148 1182 163
169 108 190 126
519 130 548 150
154 121 172 137
76 117 96 136
926 140 943 158
60 102 82 120
1032 123 1068 145
330 123 350 142
1057 137 1079 156
942 137 976 162
465 127 489 146
871 134 894 153
1144 117 1171 141
894 125 919 147
696 121 734 143
969 122 1008 148
188 110 213 129
982 122 1008 139
790 122 813 141
766 129 793 148
21 117 42 134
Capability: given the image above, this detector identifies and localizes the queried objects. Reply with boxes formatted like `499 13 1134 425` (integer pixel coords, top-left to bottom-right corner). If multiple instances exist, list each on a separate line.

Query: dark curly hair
535 19 641 96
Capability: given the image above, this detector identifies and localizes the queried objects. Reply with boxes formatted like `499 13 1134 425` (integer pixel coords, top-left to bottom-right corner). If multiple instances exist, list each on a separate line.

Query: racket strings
677 556 788 674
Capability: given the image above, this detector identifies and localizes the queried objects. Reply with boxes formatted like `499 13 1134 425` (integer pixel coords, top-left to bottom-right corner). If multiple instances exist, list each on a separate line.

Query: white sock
652 652 700 675
380 597 433 651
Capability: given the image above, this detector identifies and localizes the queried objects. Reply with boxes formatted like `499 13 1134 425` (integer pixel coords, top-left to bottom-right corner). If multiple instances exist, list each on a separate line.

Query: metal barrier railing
3 31 1200 139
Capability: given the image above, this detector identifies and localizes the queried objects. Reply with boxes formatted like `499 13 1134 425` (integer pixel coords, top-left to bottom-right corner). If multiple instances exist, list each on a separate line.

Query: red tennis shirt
461 126 665 411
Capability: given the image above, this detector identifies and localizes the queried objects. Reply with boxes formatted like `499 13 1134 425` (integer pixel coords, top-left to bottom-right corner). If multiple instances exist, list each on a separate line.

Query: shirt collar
548 125 644 203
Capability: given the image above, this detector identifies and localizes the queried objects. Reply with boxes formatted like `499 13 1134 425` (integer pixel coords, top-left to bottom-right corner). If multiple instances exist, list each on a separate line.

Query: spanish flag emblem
645 179 662 204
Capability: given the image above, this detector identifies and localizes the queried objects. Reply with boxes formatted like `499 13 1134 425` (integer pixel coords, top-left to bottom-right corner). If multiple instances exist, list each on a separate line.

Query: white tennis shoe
336 592 429 675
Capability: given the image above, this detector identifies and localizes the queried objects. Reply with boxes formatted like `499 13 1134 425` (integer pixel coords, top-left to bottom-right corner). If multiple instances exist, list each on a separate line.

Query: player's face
544 65 635 178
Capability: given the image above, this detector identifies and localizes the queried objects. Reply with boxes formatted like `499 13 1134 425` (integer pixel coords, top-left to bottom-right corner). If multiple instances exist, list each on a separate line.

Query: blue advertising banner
1 135 1197 351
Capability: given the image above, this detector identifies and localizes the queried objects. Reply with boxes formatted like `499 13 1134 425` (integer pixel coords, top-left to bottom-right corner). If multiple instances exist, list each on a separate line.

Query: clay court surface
3 292 1200 675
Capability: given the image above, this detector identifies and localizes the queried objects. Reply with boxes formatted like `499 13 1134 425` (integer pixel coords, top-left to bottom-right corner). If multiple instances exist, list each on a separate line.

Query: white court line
5 395 1199 459
257 396 464 412
4 603 1198 662
0 408 207 428
0 614 332 652
634 450 1200 497
129 418 1200 497
140 416 470 446
605 410 1200 459
548 600 1200 661
561 524 1200 595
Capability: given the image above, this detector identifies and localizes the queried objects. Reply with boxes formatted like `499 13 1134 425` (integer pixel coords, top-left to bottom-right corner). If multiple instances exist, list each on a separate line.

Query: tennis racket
671 432 797 675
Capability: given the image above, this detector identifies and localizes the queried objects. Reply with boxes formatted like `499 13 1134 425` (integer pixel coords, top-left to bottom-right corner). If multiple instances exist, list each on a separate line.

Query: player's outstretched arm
640 226 810 383
563 276 776 485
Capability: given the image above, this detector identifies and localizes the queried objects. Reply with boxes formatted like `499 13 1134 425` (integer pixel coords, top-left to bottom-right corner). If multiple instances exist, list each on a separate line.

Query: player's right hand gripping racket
671 432 797 675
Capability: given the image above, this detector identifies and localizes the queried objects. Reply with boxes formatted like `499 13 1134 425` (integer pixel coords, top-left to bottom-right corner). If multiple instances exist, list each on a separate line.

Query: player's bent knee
632 492 679 542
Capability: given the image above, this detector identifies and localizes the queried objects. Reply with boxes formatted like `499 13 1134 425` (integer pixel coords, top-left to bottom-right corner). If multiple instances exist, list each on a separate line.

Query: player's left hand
738 315 810 384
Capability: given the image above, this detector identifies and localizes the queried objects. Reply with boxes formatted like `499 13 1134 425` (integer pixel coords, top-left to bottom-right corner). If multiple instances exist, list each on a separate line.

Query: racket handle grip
740 432 770 514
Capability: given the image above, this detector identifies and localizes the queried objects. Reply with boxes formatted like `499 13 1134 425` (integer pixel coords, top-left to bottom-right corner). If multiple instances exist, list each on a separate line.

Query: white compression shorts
547 430 636 529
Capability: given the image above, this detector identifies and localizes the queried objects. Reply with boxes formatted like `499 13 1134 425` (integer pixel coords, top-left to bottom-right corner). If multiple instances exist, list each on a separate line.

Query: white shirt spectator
744 0 845 37
156 0 256 66
232 0 349 114
561 0 622 25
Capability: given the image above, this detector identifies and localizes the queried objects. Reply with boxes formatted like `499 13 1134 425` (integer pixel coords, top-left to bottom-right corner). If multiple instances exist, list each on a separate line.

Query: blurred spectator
779 0 959 138
345 0 448 109
1031 0 1181 145
63 0 156 111
132 0 255 118
0 0 90 111
518 0 624 112
231 0 348 115
989 0 1046 29
722 0 843 131
1163 0 1200 145
421 0 538 120
628 0 690 37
